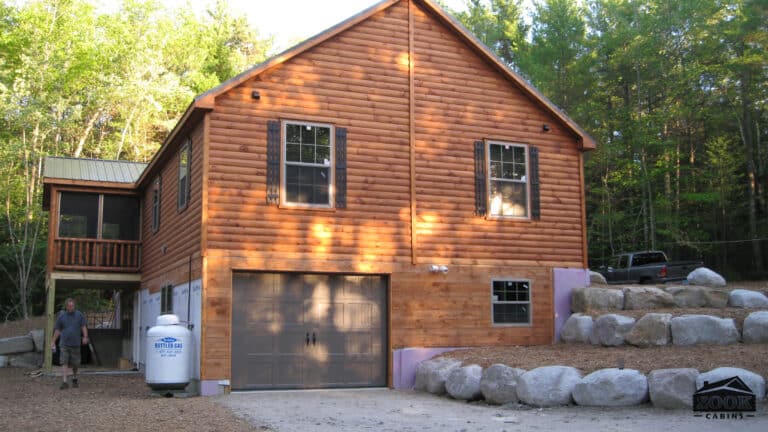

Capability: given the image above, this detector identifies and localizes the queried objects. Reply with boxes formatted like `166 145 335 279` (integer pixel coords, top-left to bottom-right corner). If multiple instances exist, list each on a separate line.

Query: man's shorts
60 345 81 367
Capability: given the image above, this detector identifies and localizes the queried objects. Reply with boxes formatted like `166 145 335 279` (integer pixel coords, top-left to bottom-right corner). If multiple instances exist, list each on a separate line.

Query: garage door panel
232 272 387 390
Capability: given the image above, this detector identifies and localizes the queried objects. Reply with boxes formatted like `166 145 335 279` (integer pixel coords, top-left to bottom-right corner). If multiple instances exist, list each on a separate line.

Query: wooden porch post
43 276 56 372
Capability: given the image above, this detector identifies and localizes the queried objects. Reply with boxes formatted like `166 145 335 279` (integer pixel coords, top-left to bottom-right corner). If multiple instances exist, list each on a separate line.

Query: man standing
51 298 89 390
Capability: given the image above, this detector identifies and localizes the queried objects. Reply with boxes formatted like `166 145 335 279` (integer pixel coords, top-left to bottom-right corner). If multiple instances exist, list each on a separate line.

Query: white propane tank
146 314 191 391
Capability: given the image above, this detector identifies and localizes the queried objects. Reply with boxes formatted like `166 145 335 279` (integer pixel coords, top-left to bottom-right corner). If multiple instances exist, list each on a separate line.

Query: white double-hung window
282 121 334 207
488 142 529 218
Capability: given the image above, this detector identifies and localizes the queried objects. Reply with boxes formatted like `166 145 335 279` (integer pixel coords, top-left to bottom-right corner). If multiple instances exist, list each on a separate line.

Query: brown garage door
232 272 387 390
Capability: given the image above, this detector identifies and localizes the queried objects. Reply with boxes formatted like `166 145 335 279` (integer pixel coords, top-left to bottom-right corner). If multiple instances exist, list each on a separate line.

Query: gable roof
43 156 147 184
696 377 755 395
138 0 596 188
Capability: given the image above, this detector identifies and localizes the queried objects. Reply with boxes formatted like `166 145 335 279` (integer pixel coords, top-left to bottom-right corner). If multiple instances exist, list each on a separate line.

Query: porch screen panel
59 192 99 238
102 195 140 240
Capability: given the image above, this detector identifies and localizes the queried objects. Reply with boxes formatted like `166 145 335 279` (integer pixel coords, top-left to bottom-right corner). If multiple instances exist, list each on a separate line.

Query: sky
170 0 470 51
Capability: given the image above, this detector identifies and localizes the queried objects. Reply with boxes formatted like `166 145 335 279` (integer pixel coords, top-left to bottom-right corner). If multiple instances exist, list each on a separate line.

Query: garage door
232 272 387 390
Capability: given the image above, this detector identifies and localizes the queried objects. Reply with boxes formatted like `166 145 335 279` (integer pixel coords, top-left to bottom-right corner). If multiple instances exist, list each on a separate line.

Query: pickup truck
597 251 703 284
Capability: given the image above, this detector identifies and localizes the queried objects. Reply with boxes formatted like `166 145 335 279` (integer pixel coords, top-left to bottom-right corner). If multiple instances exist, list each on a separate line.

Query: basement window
491 279 531 325
161 284 173 315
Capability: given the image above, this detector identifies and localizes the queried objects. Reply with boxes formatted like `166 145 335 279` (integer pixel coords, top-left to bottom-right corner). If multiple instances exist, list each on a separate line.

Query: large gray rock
743 311 768 343
560 314 593 344
516 366 582 407
8 351 42 368
626 313 671 347
0 355 7 368
446 364 483 400
665 285 728 308
0 335 34 355
687 267 726 287
589 271 608 285
415 358 462 395
573 368 648 407
590 314 636 346
728 289 768 308
670 315 740 345
28 329 45 352
414 358 462 393
571 287 624 313
696 367 766 402
648 368 699 409
623 286 675 310
480 364 526 404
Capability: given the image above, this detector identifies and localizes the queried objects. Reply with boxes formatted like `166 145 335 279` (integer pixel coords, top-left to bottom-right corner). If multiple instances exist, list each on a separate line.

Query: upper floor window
152 176 161 233
488 142 529 218
178 138 191 210
282 121 333 207
58 192 139 240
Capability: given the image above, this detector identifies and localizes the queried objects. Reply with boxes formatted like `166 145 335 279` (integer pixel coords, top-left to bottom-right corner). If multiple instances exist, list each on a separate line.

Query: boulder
743 311 768 343
480 364 526 404
414 358 462 394
626 313 671 347
664 285 728 308
696 367 766 402
0 335 35 355
560 314 593 344
0 355 7 368
622 286 675 310
589 271 608 285
8 351 42 368
728 289 768 308
571 287 624 313
590 314 636 346
415 358 462 395
670 315 740 345
28 329 45 352
686 267 726 287
516 366 582 407
446 364 483 400
572 368 648 407
648 368 699 409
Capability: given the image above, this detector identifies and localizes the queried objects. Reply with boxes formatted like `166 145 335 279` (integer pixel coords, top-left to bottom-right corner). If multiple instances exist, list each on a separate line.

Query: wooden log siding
140 120 205 292
197 0 588 379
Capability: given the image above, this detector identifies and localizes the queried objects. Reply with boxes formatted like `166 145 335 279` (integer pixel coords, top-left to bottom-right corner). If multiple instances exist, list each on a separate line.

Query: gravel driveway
217 388 768 432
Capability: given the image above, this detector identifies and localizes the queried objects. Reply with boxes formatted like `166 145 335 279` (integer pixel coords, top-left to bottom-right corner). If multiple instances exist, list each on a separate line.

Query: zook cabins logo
693 376 756 420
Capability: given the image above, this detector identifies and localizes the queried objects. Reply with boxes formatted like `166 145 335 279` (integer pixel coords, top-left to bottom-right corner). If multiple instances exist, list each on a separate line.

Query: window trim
486 140 531 220
490 278 532 327
280 120 335 209
177 137 191 211
151 176 161 233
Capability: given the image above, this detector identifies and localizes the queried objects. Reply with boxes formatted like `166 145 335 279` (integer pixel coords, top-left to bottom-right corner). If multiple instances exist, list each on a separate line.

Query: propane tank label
154 336 183 358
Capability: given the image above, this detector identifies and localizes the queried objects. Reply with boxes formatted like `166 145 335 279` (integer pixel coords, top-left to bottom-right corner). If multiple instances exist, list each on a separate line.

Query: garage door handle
306 332 310 346
312 332 316 346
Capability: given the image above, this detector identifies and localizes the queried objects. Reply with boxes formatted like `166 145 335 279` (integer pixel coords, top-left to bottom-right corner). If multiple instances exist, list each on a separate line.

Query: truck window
632 252 666 266
617 255 629 269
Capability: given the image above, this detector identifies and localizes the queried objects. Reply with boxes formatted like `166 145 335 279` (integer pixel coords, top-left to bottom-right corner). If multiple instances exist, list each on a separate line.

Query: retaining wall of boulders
0 329 44 369
414 359 767 409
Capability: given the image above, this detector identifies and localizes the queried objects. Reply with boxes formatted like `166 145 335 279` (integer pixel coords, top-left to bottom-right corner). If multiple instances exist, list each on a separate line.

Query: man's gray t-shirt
55 311 86 347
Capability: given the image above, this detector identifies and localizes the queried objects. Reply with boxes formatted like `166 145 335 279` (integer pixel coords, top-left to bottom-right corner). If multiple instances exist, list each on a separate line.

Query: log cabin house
42 0 595 393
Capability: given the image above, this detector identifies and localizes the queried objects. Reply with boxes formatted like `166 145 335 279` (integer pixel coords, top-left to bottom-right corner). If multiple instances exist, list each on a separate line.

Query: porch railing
54 237 141 272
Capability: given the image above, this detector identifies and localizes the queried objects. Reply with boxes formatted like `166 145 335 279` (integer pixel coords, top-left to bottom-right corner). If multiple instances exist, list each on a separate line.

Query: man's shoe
72 379 79 388
59 382 69 390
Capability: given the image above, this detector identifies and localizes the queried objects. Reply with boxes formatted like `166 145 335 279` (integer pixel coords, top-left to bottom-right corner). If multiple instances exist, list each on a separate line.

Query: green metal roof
43 156 147 184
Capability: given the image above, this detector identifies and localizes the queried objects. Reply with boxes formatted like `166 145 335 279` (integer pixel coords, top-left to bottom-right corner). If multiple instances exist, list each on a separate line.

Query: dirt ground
0 368 261 432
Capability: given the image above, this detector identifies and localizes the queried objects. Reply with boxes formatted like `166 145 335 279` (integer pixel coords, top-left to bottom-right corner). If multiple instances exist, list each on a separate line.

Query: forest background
0 0 765 320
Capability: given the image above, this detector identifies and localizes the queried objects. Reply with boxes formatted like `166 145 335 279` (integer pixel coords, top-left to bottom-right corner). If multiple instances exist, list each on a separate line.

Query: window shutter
335 127 347 209
530 146 540 220
266 120 281 205
474 141 487 216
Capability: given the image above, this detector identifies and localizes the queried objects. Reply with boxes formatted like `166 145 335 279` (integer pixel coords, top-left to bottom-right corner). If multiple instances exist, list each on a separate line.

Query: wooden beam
579 152 588 269
43 276 55 372
409 0 418 266
50 271 142 282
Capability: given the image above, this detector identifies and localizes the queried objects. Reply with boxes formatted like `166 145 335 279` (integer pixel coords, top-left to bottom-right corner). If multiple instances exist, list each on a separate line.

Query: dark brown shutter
530 146 540 220
335 127 347 209
474 141 487 216
266 120 280 205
